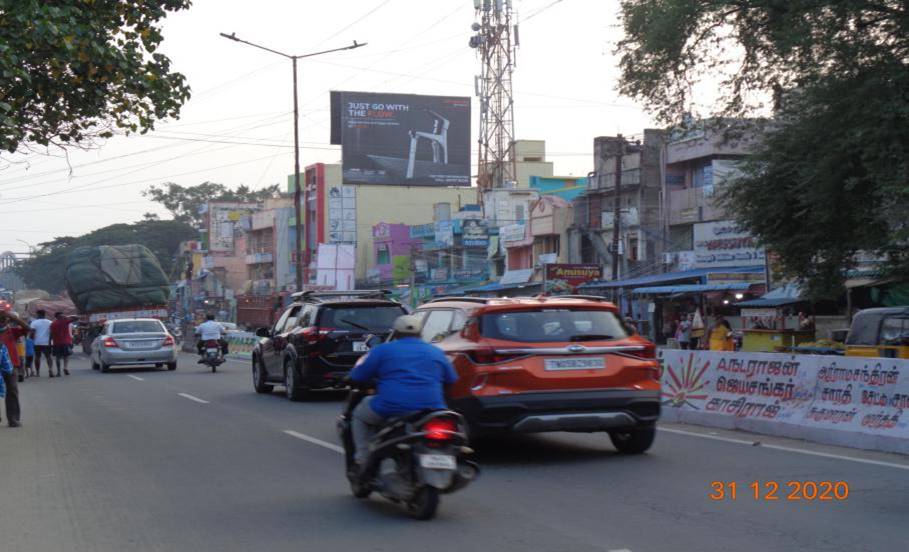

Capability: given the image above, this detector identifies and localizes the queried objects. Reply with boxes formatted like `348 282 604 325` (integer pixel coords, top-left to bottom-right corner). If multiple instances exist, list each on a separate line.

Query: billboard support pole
218 32 367 291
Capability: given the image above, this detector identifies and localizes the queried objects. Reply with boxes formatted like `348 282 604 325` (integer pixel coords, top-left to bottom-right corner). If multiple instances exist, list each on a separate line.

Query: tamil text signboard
693 220 765 268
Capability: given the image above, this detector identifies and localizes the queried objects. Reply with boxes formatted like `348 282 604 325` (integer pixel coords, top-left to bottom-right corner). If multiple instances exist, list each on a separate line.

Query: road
1 351 907 552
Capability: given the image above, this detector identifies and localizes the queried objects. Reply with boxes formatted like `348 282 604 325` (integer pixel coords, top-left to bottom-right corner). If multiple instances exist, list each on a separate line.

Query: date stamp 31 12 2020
709 481 849 501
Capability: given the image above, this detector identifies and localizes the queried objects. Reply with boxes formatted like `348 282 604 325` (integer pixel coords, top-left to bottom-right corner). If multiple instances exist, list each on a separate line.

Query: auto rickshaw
844 307 909 359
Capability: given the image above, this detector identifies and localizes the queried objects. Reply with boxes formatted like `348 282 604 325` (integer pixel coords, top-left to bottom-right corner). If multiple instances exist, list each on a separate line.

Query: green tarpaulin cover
65 245 169 313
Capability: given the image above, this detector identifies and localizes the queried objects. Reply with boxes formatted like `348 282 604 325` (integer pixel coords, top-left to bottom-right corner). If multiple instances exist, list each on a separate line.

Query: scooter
200 339 225 373
337 387 479 520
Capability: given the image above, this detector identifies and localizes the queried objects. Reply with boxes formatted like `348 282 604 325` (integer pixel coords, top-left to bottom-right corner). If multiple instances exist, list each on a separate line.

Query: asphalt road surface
1 352 907 552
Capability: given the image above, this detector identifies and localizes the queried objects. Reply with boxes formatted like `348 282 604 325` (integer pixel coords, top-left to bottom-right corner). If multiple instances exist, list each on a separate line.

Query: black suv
252 290 407 400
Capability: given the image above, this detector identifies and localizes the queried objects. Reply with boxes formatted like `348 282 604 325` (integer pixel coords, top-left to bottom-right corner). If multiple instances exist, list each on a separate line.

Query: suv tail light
162 335 175 346
423 418 458 441
301 326 336 345
466 348 528 365
103 337 119 348
634 343 657 359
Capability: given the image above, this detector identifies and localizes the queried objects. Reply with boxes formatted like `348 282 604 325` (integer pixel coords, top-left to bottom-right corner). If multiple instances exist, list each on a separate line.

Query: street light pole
219 33 366 291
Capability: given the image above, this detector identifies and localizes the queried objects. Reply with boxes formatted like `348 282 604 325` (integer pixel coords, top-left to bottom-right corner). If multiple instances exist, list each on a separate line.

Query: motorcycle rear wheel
407 487 440 521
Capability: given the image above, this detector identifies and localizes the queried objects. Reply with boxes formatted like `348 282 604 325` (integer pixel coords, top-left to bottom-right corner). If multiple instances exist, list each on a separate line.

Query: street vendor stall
736 284 816 352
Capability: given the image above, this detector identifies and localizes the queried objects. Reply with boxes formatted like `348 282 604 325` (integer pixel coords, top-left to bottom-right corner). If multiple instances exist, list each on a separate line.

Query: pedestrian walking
24 334 35 377
50 312 77 377
708 316 735 352
0 341 17 427
29 310 53 377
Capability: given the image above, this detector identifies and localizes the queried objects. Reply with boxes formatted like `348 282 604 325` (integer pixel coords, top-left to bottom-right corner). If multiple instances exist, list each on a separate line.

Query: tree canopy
0 0 192 154
143 181 281 225
14 219 196 294
617 0 909 295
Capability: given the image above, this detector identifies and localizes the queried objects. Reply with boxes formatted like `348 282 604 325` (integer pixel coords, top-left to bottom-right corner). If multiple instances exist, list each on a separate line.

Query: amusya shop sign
544 264 603 293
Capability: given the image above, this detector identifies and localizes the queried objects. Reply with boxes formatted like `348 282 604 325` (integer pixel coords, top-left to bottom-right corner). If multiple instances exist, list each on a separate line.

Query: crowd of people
0 309 77 428
667 312 736 351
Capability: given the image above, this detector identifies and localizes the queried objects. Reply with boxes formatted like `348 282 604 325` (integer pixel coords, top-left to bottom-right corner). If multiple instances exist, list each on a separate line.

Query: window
376 243 390 265
480 309 628 343
111 320 165 334
273 308 292 334
515 204 525 223
298 307 313 328
881 317 909 346
846 312 883 346
274 306 302 334
629 237 639 262
420 310 456 342
318 305 406 332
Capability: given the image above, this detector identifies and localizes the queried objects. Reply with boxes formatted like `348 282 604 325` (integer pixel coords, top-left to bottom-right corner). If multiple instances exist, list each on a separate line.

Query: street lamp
219 32 366 290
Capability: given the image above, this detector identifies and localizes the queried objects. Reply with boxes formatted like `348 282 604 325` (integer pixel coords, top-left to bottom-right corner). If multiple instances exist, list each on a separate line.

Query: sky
0 0 655 252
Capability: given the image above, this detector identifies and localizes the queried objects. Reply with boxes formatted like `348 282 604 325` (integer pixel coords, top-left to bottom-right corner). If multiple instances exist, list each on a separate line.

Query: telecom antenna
470 0 518 192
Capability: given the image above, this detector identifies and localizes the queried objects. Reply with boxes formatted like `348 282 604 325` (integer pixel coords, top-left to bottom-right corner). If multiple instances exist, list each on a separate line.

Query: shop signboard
693 220 765 268
434 220 454 246
327 185 357 243
707 272 766 284
461 219 488 247
499 223 526 244
544 264 603 293
330 91 471 186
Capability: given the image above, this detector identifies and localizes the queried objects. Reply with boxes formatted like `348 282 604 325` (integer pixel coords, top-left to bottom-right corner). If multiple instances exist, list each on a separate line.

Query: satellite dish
471 22 481 31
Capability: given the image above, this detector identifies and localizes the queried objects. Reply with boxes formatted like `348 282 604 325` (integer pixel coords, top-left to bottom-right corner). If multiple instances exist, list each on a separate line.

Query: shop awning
630 282 754 295
579 266 764 290
735 282 804 307
462 281 542 293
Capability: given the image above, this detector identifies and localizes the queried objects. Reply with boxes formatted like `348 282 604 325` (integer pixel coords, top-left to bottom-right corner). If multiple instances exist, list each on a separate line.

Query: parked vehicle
90 318 177 372
845 307 909 359
200 339 225 372
337 385 479 520
252 290 408 400
412 295 661 453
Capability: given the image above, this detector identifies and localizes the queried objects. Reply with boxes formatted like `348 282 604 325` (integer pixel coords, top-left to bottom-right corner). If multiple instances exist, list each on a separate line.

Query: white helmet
393 315 422 336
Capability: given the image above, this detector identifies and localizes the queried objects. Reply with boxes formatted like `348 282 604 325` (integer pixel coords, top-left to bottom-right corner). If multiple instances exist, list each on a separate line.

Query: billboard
544 264 603 293
461 219 488 247
693 220 765 268
330 91 471 186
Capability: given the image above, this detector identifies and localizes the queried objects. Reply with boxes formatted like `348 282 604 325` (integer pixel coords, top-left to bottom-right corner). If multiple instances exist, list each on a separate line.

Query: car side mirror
255 327 271 338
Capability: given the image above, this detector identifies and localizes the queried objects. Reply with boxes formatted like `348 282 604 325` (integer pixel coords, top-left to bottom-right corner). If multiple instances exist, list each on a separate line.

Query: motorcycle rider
194 314 226 363
349 314 458 472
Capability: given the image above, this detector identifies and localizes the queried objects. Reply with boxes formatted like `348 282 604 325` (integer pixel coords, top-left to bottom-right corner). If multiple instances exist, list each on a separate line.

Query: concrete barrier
658 350 909 455
225 332 256 361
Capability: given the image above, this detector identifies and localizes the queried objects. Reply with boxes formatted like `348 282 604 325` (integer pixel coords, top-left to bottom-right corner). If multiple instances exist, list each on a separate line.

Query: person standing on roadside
0 341 17 427
676 314 693 350
29 310 53 377
24 333 35 377
50 312 77 377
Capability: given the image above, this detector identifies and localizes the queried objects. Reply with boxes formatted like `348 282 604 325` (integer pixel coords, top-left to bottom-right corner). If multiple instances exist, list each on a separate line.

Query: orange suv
413 295 661 453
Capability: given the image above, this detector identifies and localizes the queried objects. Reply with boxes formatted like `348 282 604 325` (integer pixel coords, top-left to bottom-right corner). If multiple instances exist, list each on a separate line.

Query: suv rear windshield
480 309 628 342
318 304 405 332
111 320 165 334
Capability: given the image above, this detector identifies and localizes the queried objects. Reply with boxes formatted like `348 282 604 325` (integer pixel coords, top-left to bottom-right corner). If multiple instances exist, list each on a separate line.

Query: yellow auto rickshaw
844 307 909 359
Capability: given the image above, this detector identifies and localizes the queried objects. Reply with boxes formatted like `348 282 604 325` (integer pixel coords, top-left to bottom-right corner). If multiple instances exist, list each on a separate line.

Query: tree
0 0 192 154
14 219 196 294
616 0 909 295
143 181 280 225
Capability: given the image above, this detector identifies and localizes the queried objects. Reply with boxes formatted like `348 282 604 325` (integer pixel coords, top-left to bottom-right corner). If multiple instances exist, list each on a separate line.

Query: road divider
225 332 256 360
659 350 909 454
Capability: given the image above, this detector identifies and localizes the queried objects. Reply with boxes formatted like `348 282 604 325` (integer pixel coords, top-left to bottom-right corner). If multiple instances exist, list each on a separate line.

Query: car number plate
352 341 368 352
206 348 219 354
544 357 605 371
419 454 456 470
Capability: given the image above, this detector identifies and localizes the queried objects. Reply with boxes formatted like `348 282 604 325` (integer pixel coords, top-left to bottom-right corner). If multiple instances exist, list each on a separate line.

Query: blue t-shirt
25 337 35 356
350 337 458 418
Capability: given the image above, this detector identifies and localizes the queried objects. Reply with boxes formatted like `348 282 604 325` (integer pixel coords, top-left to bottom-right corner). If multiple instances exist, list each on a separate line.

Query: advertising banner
434 220 454 246
659 350 909 453
499 223 526 244
330 91 471 186
544 264 603 293
693 220 765 269
327 185 357 243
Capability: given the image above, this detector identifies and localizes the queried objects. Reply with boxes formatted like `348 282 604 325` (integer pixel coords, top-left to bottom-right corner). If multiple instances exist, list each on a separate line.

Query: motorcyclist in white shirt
194 314 227 362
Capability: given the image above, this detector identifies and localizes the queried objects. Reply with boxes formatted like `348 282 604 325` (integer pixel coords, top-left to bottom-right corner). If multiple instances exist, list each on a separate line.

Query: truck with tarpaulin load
64 244 172 353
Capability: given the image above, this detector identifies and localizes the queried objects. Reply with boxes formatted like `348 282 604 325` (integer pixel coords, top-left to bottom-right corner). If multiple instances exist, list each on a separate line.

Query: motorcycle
200 339 225 372
337 387 479 520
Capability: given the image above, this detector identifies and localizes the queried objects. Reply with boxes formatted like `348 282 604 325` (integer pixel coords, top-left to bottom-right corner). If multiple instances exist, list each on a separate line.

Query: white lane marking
283 430 344 454
609 549 633 552
127 375 144 381
660 427 909 471
177 393 210 404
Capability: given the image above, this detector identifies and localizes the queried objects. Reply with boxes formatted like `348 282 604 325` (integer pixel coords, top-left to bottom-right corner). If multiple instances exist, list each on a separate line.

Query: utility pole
409 243 418 309
219 33 366 291
611 134 625 281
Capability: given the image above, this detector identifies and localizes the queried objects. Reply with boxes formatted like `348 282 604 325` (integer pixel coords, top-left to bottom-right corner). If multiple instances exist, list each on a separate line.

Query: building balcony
245 252 274 265
668 187 724 225
587 168 641 192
